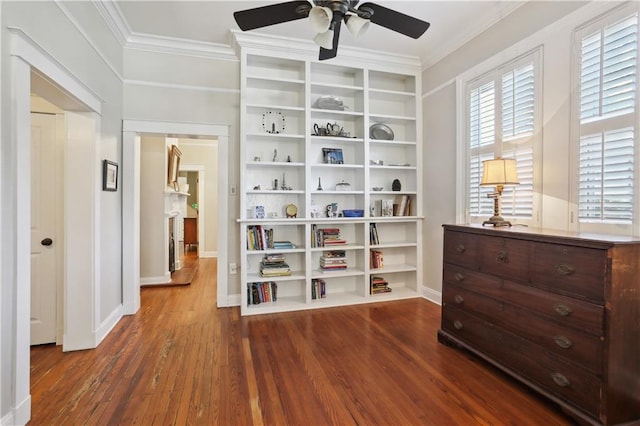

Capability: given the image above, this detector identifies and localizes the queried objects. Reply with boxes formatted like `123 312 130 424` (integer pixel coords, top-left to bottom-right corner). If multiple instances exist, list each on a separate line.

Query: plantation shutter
467 56 536 219
578 13 637 223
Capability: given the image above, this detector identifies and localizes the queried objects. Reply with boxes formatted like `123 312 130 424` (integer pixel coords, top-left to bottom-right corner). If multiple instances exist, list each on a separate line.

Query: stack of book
259 254 291 277
370 250 384 269
370 276 392 294
273 241 294 250
319 250 347 272
312 225 347 247
311 279 326 300
247 282 278 305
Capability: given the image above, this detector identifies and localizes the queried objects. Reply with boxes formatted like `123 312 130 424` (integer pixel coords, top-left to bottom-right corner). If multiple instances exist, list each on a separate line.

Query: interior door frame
121 120 229 315
180 164 206 259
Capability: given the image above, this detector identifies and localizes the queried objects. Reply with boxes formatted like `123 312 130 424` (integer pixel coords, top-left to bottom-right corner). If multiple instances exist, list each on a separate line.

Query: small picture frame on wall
102 159 118 191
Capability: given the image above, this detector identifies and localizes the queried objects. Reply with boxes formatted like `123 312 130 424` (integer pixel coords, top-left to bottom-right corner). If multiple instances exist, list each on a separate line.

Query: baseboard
2 393 31 425
140 274 170 285
422 287 442 305
95 304 124 344
224 293 241 307
201 251 217 258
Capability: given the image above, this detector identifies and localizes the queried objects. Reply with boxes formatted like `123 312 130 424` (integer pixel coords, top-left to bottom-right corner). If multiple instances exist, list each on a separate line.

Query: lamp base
482 216 512 227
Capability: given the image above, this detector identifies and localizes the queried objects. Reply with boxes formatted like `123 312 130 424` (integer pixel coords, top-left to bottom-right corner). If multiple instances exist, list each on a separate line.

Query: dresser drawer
531 242 607 303
443 230 479 270
442 284 602 373
443 265 604 336
442 306 602 416
478 235 530 283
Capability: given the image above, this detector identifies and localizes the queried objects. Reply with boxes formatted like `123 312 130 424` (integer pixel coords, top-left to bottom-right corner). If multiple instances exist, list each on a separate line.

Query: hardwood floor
30 255 575 425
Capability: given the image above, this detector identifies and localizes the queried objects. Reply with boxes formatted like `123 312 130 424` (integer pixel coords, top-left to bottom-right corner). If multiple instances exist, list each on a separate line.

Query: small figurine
273 149 278 162
287 155 291 162
317 177 323 191
392 179 402 191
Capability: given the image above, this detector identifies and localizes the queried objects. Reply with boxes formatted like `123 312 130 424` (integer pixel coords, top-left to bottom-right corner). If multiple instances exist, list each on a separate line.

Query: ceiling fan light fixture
345 14 369 39
309 6 333 33
313 29 334 49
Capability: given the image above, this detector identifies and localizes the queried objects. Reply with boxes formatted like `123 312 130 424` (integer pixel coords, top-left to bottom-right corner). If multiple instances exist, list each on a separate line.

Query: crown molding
92 0 130 46
231 29 421 71
125 32 237 62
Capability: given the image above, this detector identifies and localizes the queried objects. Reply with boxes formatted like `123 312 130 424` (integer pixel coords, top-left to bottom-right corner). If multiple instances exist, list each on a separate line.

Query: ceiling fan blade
319 19 342 61
234 1 311 31
359 2 430 39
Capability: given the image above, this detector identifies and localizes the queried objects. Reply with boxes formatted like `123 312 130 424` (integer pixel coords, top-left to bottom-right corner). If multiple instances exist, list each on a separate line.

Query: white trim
95 304 124 344
139 275 172 286
53 0 123 81
126 32 238 62
92 0 130 46
422 77 455 100
201 251 218 258
124 79 239 95
422 288 442 306
9 28 103 113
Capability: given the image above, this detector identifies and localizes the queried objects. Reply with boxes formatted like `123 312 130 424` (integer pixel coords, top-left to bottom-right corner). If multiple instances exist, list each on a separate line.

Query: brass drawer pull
556 263 575 276
551 372 570 387
453 320 463 330
553 335 573 349
454 273 465 282
454 294 464 304
553 303 572 317
456 244 466 254
496 251 507 263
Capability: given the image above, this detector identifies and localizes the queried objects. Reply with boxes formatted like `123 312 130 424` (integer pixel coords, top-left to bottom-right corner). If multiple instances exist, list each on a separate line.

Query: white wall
420 1 615 298
140 135 168 281
123 47 240 296
1 1 123 423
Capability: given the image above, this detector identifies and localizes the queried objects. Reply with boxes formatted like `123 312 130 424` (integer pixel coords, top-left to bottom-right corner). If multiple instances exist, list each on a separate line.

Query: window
574 9 638 227
465 51 540 223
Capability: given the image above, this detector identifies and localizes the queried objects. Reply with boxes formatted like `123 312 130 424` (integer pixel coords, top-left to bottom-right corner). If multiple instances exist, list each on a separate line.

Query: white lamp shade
313 30 334 49
345 15 370 38
480 158 519 186
309 6 333 33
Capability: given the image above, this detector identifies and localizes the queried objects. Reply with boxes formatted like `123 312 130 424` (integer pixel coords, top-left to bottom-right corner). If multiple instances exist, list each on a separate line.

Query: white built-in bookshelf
236 42 423 316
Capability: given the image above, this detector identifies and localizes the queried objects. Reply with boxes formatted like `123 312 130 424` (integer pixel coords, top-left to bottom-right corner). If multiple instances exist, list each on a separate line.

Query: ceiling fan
233 0 430 60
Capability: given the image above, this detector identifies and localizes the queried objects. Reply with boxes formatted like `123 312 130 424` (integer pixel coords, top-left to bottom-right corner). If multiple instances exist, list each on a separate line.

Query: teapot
327 122 343 136
313 123 329 136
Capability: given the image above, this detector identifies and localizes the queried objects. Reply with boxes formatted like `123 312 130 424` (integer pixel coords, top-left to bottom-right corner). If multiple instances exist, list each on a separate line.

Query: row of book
370 276 392 294
370 250 384 269
311 225 346 247
372 196 413 217
311 279 327 299
247 225 295 251
369 223 380 245
259 254 291 277
320 250 347 272
247 281 278 305
247 225 273 250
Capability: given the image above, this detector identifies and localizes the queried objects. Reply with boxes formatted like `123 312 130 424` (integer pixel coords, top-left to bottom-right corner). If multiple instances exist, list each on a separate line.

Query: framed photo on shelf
102 159 118 191
167 144 182 190
322 148 344 164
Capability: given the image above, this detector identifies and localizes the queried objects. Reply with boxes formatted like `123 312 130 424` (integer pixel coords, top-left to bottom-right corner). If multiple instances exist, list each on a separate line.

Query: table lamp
480 157 519 227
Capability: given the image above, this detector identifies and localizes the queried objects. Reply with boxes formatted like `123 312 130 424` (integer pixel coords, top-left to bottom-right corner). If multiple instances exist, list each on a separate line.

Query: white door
31 113 58 345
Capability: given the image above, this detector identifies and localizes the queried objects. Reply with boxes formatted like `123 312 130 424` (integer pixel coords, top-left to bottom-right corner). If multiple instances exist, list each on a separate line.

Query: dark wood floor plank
30 254 574 425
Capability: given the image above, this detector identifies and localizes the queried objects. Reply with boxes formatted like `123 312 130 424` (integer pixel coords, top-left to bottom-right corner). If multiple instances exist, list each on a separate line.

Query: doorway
121 121 230 315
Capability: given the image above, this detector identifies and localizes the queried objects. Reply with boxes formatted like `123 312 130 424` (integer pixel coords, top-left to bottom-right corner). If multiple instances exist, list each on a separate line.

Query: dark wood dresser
438 224 640 425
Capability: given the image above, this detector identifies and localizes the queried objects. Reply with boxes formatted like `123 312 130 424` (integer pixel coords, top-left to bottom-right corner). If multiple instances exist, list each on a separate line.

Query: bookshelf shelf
237 48 423 315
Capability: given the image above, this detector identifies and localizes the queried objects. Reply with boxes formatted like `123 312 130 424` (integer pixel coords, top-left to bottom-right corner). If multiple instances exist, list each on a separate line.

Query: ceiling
112 1 526 67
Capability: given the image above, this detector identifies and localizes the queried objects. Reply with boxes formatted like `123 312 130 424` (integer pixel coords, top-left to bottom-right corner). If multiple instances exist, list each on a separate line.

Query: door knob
41 238 53 246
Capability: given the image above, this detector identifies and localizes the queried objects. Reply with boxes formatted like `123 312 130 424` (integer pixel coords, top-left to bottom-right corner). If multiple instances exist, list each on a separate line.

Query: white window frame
456 48 543 227
569 3 640 236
